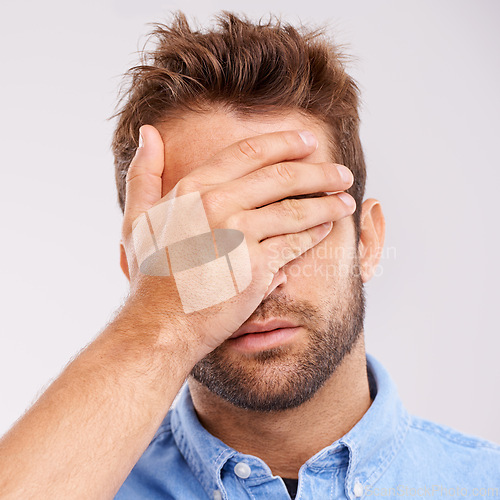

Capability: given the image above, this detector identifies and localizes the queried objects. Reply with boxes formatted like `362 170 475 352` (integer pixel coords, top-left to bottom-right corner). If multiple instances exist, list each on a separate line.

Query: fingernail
337 192 355 208
298 130 318 149
336 165 352 184
321 221 333 229
138 128 144 148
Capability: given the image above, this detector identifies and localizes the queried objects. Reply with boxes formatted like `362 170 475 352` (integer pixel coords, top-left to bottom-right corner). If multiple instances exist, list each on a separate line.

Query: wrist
111 295 206 373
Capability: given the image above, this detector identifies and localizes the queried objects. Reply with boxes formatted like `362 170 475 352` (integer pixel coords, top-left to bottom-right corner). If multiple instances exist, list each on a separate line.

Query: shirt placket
216 455 294 499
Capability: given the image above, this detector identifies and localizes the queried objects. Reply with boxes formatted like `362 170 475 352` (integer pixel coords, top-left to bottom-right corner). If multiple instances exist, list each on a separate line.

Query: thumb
123 124 165 232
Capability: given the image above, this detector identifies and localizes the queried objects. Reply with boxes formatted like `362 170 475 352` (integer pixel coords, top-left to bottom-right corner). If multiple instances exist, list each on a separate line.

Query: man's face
156 107 365 412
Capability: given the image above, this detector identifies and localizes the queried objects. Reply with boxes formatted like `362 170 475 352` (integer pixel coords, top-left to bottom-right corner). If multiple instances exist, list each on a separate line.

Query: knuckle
275 162 296 184
225 212 244 231
236 137 263 161
175 176 198 195
203 188 229 211
281 198 305 222
178 177 211 199
125 164 143 184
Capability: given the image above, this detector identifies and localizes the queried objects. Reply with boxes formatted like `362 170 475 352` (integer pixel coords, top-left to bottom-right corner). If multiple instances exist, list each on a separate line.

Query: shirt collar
170 353 411 499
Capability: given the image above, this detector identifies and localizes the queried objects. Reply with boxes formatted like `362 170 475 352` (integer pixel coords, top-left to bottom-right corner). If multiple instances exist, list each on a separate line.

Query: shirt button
234 462 252 479
213 489 222 500
353 479 364 497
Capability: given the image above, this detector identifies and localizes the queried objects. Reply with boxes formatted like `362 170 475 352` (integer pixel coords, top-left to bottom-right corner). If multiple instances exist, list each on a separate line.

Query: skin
0 105 384 498
122 107 386 479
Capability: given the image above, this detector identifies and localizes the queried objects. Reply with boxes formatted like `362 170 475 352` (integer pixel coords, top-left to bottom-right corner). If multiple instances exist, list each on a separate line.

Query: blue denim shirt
115 354 500 499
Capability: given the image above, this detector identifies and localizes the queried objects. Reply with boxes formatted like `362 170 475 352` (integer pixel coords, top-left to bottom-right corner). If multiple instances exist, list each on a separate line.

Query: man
0 10 498 500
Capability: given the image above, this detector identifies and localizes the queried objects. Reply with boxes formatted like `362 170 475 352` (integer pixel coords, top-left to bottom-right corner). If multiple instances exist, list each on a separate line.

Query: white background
0 0 499 443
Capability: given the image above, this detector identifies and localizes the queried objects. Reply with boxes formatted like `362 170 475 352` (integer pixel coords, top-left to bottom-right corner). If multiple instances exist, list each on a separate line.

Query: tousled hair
110 11 367 244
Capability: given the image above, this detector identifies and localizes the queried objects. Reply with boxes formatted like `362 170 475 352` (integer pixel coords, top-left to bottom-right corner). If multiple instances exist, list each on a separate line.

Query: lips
229 318 300 339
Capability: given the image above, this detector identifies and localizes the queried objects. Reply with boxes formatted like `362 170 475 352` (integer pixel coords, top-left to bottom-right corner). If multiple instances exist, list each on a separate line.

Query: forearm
0 302 197 499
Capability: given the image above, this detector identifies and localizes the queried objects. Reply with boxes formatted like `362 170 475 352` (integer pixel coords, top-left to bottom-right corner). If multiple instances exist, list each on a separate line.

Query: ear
358 198 385 283
120 243 130 282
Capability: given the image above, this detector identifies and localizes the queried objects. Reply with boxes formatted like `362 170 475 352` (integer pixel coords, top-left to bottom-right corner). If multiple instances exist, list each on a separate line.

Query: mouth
229 318 300 338
227 318 302 353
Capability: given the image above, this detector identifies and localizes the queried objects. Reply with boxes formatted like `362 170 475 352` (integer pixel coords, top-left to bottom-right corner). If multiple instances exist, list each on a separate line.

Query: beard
189 255 366 412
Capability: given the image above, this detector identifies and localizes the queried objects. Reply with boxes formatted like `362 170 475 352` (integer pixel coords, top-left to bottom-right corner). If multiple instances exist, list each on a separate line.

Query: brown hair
110 11 366 244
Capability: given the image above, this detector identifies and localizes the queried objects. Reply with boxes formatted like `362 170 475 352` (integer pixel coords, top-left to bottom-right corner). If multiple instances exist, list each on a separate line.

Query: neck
188 338 372 479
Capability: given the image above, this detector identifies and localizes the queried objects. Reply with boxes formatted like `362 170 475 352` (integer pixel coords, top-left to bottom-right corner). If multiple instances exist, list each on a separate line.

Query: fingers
241 192 356 242
123 125 165 235
260 221 334 274
191 129 318 185
215 161 354 211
